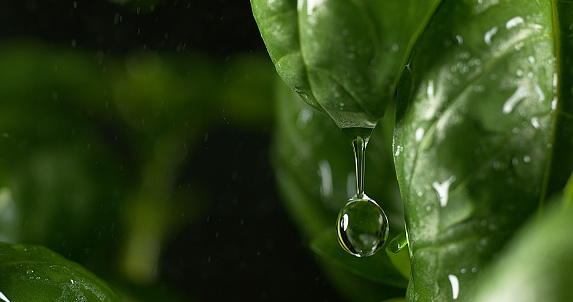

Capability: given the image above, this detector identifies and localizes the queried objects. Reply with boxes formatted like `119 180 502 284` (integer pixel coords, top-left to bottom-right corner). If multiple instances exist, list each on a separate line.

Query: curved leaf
471 175 573 302
393 0 573 300
251 0 441 128
0 242 120 301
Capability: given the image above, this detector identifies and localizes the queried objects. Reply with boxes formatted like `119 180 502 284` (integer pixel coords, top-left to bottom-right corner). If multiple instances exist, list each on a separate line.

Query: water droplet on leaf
448 274 460 299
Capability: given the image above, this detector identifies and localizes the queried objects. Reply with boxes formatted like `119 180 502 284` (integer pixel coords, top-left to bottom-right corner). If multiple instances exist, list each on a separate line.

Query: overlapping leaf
251 0 441 128
393 0 573 300
470 174 573 302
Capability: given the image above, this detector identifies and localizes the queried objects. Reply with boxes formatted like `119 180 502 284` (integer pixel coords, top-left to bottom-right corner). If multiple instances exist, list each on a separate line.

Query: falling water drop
336 128 389 257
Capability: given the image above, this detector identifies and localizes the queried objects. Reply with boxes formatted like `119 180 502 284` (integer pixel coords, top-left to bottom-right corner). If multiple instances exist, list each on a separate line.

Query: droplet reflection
336 196 389 257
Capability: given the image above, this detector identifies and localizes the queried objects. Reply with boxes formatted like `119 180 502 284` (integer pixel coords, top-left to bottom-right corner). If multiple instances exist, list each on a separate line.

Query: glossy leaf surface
393 0 573 300
251 0 441 128
0 242 120 301
471 175 573 302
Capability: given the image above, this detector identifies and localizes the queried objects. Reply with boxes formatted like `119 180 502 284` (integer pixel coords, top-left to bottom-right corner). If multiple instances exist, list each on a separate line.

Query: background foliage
0 0 349 300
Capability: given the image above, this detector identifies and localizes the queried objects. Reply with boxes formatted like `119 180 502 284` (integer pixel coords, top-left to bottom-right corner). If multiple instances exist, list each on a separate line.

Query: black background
0 0 344 300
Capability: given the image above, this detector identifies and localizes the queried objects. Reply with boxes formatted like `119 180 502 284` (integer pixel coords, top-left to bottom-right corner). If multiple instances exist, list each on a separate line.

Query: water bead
337 195 389 257
337 128 390 257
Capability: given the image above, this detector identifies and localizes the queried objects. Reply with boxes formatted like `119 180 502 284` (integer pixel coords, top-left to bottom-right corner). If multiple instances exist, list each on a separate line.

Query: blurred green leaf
0 40 277 295
0 242 120 301
393 0 573 300
0 42 127 273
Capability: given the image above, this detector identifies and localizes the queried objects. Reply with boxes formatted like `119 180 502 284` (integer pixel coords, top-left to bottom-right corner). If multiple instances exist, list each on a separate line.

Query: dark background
0 0 344 300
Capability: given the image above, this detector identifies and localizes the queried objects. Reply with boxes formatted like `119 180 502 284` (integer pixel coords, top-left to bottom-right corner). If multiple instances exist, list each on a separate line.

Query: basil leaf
0 242 120 301
251 0 441 128
394 1 573 300
471 174 573 302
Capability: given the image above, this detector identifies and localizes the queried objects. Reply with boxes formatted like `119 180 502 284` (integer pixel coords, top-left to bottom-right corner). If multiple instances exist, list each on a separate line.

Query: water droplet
502 86 529 114
448 274 460 299
506 16 524 29
337 129 388 257
10 244 28 253
484 26 498 46
455 35 464 45
530 117 540 128
516 69 524 77
432 175 456 207
415 127 425 142
523 155 531 163
386 231 408 253
551 97 557 111
26 269 34 275
534 84 545 101
394 145 403 157
337 197 389 257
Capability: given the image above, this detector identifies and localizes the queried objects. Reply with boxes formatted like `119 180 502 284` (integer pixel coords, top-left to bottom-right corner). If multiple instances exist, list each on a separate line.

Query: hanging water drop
336 128 389 257
337 196 389 257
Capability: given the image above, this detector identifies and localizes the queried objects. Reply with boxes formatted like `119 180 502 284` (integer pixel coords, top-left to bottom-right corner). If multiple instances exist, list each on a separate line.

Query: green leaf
0 242 120 301
251 0 441 128
311 230 407 288
471 174 573 302
393 0 573 300
0 43 128 273
272 77 407 298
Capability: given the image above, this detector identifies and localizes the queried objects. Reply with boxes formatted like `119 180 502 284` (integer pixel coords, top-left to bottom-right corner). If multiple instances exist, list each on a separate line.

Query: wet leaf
0 242 120 301
251 0 441 128
471 174 573 302
394 0 573 300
